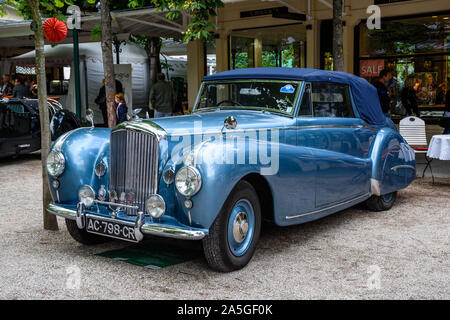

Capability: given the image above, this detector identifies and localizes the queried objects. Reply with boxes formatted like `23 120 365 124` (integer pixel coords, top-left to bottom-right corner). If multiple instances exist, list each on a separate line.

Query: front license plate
86 215 138 242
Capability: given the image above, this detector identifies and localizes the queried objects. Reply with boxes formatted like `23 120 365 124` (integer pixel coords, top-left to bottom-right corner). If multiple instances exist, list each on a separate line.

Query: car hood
142 109 294 136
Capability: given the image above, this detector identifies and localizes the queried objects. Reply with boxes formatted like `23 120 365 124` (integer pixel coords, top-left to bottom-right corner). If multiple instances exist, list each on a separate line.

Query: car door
296 82 377 208
0 100 38 156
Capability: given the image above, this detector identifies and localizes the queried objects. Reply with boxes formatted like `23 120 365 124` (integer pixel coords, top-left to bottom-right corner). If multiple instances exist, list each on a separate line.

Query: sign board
360 59 385 77
241 7 287 18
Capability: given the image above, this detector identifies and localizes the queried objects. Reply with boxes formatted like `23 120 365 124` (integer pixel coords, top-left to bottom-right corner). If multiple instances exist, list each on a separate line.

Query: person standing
1 74 13 97
440 85 450 134
115 93 128 125
401 76 420 117
12 77 28 99
149 73 176 118
95 79 124 126
374 69 392 117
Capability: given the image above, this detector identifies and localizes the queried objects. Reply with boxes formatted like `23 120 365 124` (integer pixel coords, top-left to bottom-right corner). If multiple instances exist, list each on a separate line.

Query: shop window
230 24 306 70
230 36 255 69
357 13 450 118
311 82 353 118
206 39 217 75
359 15 450 57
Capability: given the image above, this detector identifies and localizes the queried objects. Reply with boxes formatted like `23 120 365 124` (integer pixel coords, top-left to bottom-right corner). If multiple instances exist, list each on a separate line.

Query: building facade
187 0 450 112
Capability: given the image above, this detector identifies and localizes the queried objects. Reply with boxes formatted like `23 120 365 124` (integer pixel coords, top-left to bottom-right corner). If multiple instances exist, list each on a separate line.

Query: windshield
194 80 302 115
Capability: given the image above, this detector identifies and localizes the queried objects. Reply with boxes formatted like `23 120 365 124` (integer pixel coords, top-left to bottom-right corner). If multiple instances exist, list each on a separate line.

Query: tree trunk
145 37 161 89
100 0 116 128
27 0 58 231
332 0 344 72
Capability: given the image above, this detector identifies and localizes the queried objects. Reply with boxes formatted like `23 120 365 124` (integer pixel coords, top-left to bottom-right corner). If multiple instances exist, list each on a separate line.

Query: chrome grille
109 129 159 215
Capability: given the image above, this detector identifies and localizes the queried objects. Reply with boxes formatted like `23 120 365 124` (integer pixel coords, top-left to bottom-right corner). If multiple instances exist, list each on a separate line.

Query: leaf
54 0 64 8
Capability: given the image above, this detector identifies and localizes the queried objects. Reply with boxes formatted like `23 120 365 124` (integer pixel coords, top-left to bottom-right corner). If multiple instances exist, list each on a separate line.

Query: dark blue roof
203 68 386 126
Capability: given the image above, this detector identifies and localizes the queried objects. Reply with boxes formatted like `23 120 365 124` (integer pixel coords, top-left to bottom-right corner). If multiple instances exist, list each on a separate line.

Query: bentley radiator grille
109 129 159 215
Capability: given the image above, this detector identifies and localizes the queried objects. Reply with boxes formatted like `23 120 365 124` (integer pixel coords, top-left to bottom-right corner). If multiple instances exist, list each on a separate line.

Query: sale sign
360 59 385 77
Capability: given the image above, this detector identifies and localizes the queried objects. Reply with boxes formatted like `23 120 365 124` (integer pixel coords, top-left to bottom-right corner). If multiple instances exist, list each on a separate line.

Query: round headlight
95 161 107 177
46 150 65 177
175 166 202 197
78 185 95 208
145 194 166 218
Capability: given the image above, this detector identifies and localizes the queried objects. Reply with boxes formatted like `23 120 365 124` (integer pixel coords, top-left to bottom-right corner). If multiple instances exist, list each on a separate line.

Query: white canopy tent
10 42 187 123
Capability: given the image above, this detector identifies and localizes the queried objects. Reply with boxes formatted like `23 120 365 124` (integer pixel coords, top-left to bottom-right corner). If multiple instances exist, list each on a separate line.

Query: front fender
48 127 111 203
167 133 282 230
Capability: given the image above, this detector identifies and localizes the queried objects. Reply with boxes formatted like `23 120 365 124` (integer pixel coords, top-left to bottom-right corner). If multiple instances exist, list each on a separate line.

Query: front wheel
65 219 111 245
365 192 397 211
202 181 261 272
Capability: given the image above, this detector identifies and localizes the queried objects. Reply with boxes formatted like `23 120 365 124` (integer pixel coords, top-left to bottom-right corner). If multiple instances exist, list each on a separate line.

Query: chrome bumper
46 203 206 240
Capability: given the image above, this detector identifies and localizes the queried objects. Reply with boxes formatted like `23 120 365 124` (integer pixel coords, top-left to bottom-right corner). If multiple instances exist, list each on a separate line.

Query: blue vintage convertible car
46 68 415 271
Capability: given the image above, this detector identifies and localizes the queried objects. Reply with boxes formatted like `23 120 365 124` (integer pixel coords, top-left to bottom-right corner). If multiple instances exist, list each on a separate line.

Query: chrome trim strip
391 165 416 172
46 203 206 240
285 193 370 220
169 124 379 138
46 203 77 220
93 199 139 210
140 223 205 240
370 178 381 196
112 121 167 141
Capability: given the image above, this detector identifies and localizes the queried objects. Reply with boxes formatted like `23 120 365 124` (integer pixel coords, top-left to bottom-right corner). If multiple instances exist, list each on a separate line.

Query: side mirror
86 108 94 127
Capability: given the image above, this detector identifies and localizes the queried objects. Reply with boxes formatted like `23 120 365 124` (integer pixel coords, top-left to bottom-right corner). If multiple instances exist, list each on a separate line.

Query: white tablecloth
427 135 450 160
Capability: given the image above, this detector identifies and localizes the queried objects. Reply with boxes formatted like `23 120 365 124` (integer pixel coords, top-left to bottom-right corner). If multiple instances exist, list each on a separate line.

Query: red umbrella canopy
43 18 67 43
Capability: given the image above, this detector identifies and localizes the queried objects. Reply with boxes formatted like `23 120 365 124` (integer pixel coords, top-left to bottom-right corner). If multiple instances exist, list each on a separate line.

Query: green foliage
0 0 75 21
91 24 102 40
130 0 224 42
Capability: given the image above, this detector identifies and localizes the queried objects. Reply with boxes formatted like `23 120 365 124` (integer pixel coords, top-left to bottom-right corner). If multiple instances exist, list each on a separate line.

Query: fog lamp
78 185 95 208
145 194 165 218
95 161 107 177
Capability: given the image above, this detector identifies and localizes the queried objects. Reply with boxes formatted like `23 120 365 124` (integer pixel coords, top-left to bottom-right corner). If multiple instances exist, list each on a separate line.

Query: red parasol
43 17 67 43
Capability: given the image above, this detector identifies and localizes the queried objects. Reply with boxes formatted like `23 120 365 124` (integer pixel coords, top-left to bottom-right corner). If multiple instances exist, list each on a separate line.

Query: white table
423 134 450 183
427 135 450 161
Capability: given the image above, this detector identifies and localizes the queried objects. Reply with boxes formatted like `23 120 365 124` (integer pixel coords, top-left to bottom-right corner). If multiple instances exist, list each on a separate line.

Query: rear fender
370 128 416 195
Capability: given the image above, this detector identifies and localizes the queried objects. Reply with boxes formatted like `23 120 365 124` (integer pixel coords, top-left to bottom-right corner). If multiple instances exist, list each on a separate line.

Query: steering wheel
217 99 242 106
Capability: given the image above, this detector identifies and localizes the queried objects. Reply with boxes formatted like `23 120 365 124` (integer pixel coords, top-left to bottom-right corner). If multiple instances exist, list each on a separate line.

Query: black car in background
0 98 80 158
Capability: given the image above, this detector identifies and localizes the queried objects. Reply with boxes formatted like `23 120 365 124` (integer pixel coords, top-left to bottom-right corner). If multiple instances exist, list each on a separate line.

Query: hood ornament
222 116 237 133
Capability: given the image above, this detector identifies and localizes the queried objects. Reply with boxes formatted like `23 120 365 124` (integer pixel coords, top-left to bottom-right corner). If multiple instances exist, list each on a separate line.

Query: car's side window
311 82 354 118
297 83 312 116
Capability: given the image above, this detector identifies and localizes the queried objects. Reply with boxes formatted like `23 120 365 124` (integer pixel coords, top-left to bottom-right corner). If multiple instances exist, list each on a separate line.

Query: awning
0 6 187 49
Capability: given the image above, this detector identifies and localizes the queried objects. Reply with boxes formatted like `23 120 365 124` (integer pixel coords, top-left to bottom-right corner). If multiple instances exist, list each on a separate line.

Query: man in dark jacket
373 69 392 117
149 73 176 118
12 78 28 99
1 74 13 97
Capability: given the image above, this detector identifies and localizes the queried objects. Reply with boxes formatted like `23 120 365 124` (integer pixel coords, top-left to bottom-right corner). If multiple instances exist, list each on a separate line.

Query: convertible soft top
203 68 386 126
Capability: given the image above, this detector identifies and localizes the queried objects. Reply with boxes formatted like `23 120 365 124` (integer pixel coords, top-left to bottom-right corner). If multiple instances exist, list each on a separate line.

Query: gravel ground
0 152 449 300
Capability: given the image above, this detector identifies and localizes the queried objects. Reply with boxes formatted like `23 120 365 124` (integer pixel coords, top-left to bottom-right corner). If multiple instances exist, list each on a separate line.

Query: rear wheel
65 219 110 245
202 181 261 272
365 191 397 211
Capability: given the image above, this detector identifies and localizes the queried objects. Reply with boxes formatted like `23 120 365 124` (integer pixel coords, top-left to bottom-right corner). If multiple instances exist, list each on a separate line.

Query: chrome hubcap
232 211 249 243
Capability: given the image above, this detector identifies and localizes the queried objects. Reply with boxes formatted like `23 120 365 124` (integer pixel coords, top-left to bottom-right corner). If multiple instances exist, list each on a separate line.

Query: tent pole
73 18 81 118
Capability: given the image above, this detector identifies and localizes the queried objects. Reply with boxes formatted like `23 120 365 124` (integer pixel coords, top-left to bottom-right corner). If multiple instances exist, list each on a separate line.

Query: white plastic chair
399 116 434 182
